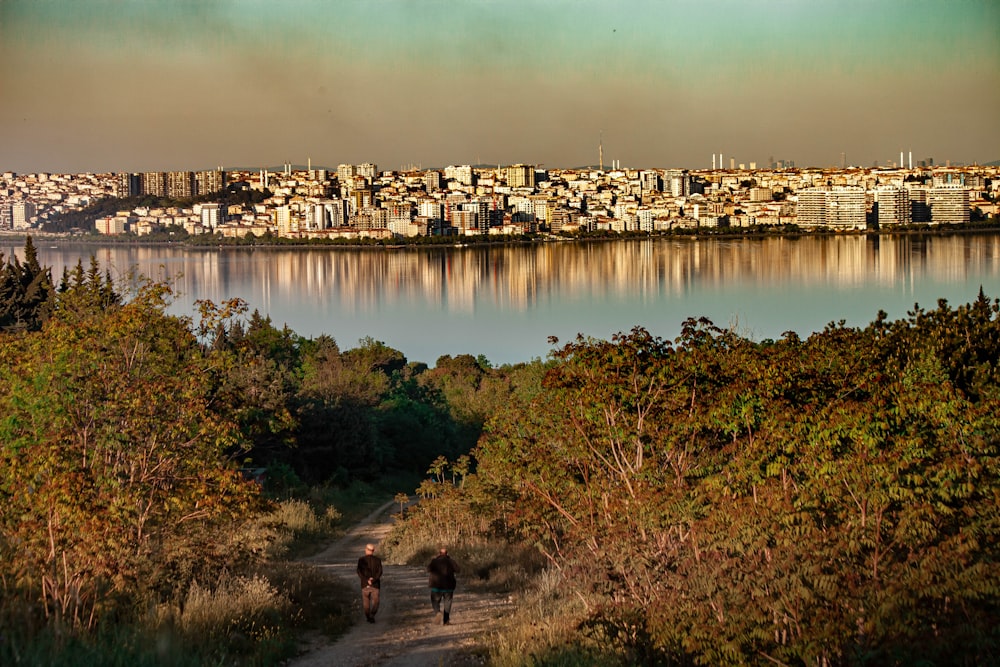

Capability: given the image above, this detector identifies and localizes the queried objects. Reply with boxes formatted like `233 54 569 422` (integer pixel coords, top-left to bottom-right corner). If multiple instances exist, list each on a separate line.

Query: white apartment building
356 163 378 179
445 165 474 186
928 186 969 225
637 207 654 231
95 216 127 235
639 170 660 193
418 199 444 222
336 164 356 183
665 170 689 197
11 200 37 229
200 203 225 230
796 187 866 229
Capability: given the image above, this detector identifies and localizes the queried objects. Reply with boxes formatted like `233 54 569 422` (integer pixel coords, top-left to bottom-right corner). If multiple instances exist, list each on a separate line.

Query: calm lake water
6 233 1000 366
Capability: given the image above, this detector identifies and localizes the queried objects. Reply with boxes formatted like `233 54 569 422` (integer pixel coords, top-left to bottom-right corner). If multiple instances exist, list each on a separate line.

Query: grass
0 489 362 667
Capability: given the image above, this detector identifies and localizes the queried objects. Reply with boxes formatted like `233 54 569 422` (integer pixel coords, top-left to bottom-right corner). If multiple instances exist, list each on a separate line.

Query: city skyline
2 0 998 174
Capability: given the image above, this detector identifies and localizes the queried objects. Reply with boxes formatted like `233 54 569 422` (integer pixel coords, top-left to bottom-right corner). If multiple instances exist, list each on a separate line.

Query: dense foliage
0 263 258 633
394 295 1000 665
0 237 54 331
0 238 528 661
6 235 998 664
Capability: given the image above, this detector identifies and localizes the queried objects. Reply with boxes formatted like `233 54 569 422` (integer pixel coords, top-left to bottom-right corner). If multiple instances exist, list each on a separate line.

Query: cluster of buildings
2 162 997 238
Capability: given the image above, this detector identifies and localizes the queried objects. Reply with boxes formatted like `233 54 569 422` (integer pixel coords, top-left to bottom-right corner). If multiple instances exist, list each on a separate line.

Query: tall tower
599 132 604 172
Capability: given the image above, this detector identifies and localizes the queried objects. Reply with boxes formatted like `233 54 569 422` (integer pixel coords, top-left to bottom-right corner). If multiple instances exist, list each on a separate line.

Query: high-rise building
529 196 552 224
114 173 142 198
387 203 415 236
504 164 535 189
323 199 349 228
196 169 226 196
458 199 495 234
142 172 167 197
664 170 689 197
445 165 474 186
337 164 357 184
796 189 827 227
796 187 866 229
423 170 441 192
167 171 195 199
274 205 292 236
353 208 387 231
357 163 378 179
906 185 931 222
928 186 969 225
11 200 36 229
875 186 910 227
350 189 373 214
451 209 478 235
418 199 444 222
639 170 660 193
199 203 225 230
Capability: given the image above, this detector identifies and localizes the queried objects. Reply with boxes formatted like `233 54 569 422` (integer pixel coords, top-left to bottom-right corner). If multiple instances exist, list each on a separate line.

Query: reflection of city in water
9 234 1000 365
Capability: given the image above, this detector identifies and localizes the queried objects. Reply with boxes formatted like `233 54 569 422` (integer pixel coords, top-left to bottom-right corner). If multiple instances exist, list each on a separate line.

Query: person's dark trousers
363 585 380 621
431 589 454 623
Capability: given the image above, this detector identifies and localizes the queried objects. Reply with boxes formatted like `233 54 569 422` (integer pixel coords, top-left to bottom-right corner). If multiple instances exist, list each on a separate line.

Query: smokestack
712 154 716 170
900 151 904 169
909 151 912 169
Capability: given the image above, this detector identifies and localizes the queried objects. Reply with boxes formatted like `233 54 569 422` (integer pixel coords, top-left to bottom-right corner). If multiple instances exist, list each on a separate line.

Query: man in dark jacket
427 547 460 624
357 543 383 623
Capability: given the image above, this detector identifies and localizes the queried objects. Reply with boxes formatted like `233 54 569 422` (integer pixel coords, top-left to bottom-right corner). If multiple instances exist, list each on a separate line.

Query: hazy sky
2 0 998 173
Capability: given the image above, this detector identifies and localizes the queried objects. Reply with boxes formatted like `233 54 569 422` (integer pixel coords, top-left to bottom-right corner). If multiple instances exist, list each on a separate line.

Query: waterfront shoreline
4 222 1000 252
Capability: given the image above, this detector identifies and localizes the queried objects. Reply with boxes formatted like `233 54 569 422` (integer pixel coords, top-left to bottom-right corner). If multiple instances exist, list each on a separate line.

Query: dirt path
286 501 509 667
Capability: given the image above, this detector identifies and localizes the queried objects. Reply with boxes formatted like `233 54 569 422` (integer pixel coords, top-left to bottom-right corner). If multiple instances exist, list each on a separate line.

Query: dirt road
286 501 508 667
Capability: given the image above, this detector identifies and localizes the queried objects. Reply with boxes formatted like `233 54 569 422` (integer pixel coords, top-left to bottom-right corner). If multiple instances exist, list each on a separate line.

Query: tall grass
1 497 355 666
380 476 638 667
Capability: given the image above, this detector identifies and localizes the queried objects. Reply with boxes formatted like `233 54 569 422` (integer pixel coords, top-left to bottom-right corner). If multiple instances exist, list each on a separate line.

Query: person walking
427 547 460 624
356 543 383 623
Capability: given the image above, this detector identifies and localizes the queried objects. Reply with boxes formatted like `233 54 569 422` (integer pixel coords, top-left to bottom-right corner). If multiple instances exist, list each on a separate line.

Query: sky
1 0 998 174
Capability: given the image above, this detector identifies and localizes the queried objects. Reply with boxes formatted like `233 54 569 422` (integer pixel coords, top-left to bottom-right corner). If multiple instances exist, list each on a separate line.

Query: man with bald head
357 543 383 623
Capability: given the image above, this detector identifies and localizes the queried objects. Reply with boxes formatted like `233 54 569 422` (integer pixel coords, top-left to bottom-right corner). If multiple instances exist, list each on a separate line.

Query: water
5 233 1000 366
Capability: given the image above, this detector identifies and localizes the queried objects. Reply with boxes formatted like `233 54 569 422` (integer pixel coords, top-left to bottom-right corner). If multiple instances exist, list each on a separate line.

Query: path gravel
286 501 510 667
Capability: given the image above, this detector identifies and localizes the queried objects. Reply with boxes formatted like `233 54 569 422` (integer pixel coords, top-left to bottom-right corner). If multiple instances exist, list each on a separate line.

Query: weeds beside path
286 500 510 667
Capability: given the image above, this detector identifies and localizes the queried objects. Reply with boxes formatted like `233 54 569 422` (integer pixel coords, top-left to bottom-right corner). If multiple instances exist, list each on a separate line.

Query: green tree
0 236 55 330
0 280 256 630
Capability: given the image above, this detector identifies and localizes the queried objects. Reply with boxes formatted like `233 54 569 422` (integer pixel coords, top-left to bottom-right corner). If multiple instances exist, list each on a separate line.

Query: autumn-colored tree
421 303 1000 665
0 280 257 630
